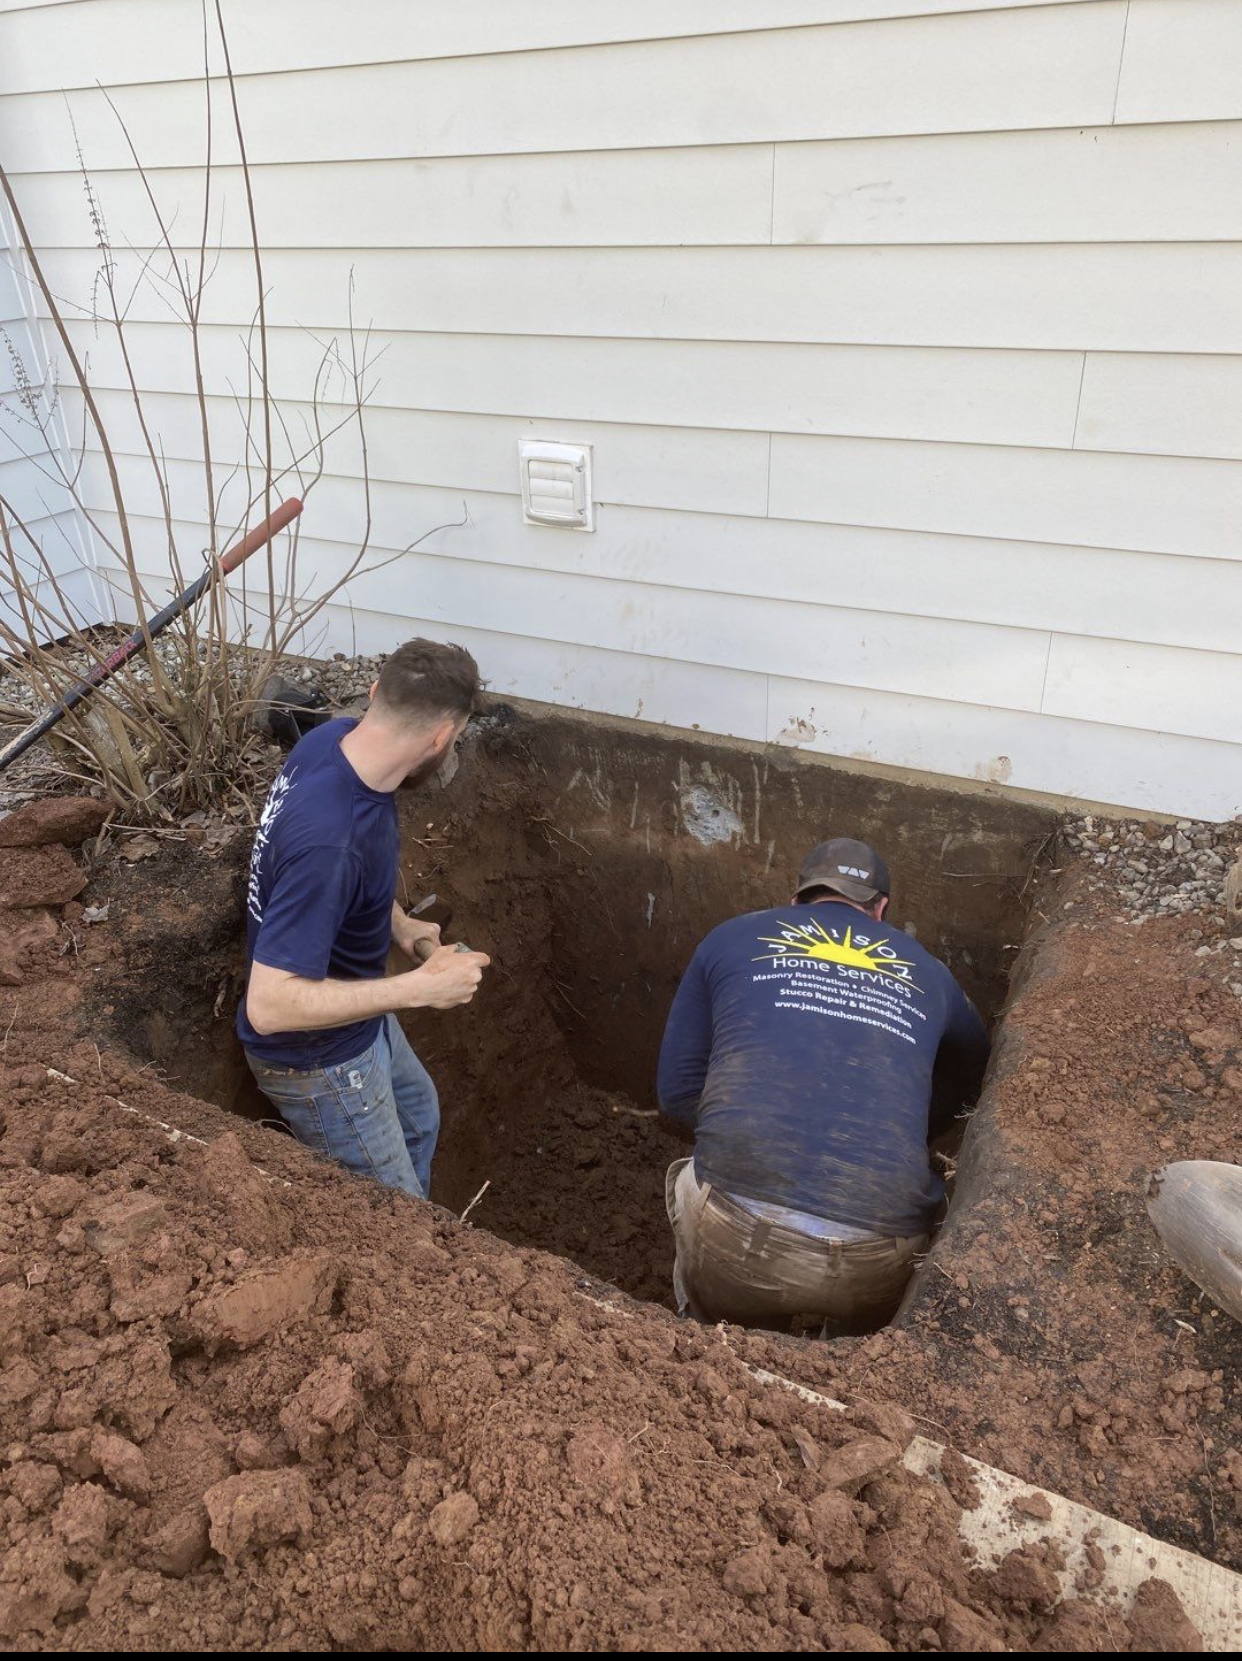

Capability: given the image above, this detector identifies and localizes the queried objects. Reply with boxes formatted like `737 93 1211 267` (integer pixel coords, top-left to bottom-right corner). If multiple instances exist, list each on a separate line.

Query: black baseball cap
794 837 890 904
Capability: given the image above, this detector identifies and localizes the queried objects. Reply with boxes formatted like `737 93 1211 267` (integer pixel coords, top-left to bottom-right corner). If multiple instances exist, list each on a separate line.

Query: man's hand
393 913 441 961
403 944 491 1010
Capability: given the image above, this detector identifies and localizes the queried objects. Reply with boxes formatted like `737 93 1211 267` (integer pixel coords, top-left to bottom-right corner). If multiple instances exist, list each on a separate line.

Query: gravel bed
1063 812 1242 993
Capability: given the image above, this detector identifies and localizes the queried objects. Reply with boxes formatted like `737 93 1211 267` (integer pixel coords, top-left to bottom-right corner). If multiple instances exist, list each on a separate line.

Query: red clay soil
0 811 1207 1651
0 1041 1180 1653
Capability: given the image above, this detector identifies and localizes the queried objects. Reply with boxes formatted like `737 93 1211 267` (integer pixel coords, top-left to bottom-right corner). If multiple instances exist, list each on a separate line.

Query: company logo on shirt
246 767 297 924
755 915 922 988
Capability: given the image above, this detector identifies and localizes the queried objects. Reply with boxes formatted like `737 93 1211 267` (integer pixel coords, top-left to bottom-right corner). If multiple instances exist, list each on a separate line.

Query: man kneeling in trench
237 639 492 1199
657 837 990 1336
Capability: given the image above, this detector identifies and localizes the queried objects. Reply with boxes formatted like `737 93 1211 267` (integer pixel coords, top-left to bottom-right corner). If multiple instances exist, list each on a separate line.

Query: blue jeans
245 1015 440 1199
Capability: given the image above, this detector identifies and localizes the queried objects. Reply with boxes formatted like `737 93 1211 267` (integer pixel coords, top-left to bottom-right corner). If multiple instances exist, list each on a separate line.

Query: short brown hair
373 638 485 725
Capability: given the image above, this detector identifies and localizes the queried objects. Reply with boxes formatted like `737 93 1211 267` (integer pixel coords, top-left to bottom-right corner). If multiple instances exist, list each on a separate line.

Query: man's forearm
248 967 411 1035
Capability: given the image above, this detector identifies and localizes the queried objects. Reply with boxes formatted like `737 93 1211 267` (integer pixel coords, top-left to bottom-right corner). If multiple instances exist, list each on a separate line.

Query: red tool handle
221 496 303 574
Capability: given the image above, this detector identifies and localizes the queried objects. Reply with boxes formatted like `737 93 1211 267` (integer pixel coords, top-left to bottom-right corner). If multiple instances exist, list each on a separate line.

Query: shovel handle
220 496 304 574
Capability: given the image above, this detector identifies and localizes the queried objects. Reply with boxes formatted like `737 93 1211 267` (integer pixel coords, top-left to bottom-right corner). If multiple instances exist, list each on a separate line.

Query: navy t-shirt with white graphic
657 901 990 1237
237 718 399 1069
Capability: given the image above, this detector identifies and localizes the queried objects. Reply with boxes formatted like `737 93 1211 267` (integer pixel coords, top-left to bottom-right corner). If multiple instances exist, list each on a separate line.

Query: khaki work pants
665 1158 928 1337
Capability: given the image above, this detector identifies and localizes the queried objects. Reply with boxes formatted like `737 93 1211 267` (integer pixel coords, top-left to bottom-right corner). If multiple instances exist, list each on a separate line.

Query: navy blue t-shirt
236 718 399 1069
657 901 990 1237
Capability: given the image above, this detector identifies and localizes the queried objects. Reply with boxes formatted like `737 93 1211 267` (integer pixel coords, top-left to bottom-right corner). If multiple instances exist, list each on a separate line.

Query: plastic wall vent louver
518 439 594 530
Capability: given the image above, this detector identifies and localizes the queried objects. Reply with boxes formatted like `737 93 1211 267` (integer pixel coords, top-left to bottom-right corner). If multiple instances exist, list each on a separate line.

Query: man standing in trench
237 639 491 1199
657 837 989 1335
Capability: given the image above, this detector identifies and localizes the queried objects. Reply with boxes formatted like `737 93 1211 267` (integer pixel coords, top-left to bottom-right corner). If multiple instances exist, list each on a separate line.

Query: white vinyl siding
1 0 1239 818
0 204 102 636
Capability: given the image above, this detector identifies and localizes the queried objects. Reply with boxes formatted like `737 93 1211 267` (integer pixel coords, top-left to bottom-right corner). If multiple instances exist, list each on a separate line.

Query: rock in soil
0 798 108 848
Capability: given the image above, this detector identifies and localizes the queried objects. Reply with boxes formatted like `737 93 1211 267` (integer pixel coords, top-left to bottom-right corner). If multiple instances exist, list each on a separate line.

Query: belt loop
745 1217 774 1265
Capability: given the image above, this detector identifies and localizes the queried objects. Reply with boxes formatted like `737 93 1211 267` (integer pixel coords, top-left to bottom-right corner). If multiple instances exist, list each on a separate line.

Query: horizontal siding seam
60 397 1242 468
67 448 1242 564
0 4 1125 101
7 114 1242 180
24 239 1242 254
48 317 1242 362
98 508 1242 660
12 116 1242 171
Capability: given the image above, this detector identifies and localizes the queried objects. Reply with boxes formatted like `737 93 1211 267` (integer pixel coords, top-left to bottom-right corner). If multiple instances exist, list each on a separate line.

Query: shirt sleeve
929 977 992 1136
252 846 364 980
943 980 991 1068
657 948 714 1125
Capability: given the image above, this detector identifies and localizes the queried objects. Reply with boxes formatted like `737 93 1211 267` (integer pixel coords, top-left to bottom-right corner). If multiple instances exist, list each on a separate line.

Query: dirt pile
0 1049 1199 1652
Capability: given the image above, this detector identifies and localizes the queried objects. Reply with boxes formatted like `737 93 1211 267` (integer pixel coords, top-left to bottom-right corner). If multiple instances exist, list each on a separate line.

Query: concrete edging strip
747 1363 1242 1652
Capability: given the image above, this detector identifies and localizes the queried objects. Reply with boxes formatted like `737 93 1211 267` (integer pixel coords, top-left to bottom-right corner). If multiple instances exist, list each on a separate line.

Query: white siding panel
0 505 90 587
82 393 773 517
98 572 776 743
7 0 1241 819
61 326 1085 451
0 198 103 631
1042 635 1242 747
767 674 1242 821
0 5 1129 173
0 564 101 642
0 1 1106 92
1115 0 1242 126
773 121 1242 246
0 453 76 548
101 510 1053 712
365 616 775 744
770 433 1242 561
1076 354 1242 462
40 244 1242 353
86 454 1242 659
10 146 777 250
0 257 25 320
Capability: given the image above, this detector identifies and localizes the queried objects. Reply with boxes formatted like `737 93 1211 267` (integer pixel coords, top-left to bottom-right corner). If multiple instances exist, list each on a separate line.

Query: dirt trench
79 706 1048 1311
71 704 1242 1579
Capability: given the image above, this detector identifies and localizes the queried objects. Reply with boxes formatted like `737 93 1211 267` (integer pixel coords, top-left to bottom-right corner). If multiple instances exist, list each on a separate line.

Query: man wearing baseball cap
657 835 989 1336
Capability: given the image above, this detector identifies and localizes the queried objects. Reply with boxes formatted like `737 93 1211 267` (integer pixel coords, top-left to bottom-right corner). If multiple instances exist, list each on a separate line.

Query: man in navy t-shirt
237 639 491 1200
657 836 989 1335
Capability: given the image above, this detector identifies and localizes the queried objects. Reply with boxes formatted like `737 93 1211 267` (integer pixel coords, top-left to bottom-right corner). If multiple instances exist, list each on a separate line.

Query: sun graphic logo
755 915 921 987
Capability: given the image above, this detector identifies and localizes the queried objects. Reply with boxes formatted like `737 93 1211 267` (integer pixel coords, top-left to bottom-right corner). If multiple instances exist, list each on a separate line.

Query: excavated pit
81 704 1056 1313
